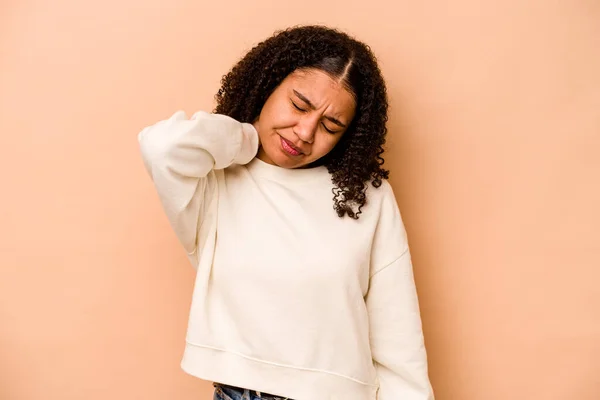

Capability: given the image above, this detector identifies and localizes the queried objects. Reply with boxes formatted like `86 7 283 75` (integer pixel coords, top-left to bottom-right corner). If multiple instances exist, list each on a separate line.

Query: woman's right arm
138 110 259 264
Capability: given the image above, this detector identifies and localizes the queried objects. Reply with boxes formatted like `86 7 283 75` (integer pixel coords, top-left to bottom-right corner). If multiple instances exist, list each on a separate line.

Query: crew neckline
246 157 329 183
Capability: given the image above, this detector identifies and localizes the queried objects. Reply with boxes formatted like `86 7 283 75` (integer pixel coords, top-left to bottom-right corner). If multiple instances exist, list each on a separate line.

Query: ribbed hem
180 342 378 400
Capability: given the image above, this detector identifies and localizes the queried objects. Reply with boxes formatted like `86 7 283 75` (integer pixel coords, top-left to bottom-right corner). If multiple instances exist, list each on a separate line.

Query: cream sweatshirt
138 110 434 400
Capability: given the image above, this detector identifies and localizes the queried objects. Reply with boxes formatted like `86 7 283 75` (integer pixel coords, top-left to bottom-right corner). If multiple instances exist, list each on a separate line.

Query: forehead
284 69 356 115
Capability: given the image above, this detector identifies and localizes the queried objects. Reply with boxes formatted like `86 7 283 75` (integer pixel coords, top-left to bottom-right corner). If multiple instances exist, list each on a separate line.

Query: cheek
313 133 343 155
260 99 295 129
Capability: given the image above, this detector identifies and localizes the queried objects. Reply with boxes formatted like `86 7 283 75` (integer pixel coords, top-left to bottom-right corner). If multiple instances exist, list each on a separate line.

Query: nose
293 115 317 144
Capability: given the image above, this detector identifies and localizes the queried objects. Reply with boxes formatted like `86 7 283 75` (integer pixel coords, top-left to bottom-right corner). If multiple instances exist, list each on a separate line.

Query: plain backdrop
1 0 599 399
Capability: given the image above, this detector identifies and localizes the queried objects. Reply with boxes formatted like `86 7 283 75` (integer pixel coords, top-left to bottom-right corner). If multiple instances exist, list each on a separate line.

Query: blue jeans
213 383 291 400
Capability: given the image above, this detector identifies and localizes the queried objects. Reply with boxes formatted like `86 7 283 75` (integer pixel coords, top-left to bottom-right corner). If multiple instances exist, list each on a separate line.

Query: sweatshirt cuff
235 122 260 165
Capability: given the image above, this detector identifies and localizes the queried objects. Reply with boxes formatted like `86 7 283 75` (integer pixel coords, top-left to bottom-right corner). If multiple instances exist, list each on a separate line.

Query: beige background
1 0 599 399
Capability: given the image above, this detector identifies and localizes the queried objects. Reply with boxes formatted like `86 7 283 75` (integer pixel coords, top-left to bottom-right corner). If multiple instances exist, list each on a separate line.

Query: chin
270 151 305 169
274 155 302 169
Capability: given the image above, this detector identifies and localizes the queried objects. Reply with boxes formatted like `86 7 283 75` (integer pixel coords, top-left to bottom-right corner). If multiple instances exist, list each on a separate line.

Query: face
253 68 356 169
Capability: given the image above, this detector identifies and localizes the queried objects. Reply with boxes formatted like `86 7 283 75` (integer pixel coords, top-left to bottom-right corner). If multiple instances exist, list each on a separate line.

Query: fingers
191 110 210 120
170 110 188 121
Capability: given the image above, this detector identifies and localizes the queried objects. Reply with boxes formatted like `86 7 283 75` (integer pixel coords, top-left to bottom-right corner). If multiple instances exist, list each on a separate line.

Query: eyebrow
293 90 347 128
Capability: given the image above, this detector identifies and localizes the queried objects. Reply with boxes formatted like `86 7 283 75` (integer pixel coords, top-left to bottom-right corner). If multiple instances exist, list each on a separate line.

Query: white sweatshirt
138 110 434 400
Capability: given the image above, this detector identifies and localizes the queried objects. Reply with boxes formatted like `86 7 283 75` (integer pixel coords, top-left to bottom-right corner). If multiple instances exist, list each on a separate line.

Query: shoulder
365 179 401 218
366 179 409 270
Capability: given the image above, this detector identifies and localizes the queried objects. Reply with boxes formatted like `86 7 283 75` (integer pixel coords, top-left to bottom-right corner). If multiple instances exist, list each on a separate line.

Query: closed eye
291 99 338 134
322 124 336 134
291 101 306 112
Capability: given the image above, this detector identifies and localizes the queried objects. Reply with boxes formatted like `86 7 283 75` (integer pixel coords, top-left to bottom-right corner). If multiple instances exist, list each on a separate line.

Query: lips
280 136 303 156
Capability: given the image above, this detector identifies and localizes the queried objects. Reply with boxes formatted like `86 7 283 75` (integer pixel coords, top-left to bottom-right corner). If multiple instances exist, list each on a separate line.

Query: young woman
138 25 434 400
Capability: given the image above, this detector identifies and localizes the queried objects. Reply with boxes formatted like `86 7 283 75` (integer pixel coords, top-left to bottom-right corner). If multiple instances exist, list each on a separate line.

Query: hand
252 118 261 149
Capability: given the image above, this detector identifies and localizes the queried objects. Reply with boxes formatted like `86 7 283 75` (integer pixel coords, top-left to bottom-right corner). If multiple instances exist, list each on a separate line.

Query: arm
138 110 259 266
366 183 434 399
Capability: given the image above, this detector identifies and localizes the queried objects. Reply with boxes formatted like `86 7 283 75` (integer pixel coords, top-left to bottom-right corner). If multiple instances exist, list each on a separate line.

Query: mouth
280 136 303 157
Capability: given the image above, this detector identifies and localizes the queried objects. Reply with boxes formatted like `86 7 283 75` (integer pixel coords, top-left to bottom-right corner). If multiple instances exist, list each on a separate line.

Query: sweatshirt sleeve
366 183 434 400
137 110 259 265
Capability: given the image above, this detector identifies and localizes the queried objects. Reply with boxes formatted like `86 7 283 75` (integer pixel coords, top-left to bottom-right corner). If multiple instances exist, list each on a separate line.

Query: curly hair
214 25 389 219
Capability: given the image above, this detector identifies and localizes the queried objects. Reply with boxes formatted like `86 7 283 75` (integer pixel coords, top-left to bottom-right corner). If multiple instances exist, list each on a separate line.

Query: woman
138 25 434 400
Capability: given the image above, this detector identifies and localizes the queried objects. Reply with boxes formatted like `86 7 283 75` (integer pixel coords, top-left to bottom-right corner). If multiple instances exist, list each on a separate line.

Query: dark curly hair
214 25 389 219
